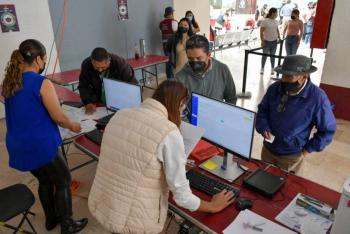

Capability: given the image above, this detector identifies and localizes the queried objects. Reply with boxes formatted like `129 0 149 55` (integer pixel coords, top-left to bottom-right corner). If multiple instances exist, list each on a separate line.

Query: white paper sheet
180 121 205 156
223 209 297 234
275 193 333 234
61 105 109 121
59 119 97 140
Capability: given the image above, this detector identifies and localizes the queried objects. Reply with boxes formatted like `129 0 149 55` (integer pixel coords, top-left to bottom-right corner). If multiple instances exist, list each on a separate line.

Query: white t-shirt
261 18 279 41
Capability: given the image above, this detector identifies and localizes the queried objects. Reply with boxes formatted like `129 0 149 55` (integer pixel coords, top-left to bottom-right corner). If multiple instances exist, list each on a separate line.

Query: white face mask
186 16 193 21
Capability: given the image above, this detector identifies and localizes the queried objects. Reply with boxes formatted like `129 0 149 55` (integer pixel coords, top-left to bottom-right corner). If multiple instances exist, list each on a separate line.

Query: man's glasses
277 94 289 112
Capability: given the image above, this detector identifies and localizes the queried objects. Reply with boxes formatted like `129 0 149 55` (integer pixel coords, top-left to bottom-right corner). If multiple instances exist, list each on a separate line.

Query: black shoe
46 216 59 231
61 218 88 234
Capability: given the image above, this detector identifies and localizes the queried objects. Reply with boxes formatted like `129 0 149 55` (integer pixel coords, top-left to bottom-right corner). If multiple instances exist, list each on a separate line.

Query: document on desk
275 193 333 234
223 209 296 234
180 121 205 156
59 119 97 140
61 105 109 121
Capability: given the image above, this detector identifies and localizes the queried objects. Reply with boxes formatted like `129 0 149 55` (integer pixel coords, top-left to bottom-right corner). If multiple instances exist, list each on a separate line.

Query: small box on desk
190 140 224 162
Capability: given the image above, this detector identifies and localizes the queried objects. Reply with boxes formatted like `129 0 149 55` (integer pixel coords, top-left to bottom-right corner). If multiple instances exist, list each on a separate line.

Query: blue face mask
186 16 193 21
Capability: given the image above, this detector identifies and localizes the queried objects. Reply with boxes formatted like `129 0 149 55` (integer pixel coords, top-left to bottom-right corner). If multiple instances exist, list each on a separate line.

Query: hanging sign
0 4 20 32
117 0 128 21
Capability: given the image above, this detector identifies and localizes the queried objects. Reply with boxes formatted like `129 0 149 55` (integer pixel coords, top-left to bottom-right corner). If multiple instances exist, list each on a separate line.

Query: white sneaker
260 68 264 75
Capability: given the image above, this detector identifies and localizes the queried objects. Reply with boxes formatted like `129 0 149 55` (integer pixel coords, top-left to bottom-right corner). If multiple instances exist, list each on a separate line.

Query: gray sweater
175 58 237 105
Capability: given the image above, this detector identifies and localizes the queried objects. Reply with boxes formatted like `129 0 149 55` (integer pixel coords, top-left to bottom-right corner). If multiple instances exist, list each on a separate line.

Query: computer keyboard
186 169 240 197
85 129 103 145
97 113 115 125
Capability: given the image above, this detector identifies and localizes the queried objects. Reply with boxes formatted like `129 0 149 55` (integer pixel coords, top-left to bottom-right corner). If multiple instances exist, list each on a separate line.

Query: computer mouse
235 198 253 211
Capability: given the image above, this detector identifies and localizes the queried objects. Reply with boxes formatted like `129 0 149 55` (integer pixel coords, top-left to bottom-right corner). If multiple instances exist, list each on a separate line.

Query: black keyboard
97 113 115 125
85 129 103 145
186 170 240 197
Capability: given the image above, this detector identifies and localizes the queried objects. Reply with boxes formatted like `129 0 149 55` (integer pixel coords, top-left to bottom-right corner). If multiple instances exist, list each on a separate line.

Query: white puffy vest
88 98 177 233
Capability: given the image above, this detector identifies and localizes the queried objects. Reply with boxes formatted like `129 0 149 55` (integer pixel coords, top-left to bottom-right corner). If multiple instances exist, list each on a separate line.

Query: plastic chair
0 184 37 234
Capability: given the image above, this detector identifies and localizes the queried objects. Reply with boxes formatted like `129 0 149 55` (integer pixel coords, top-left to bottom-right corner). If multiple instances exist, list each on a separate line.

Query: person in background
175 35 237 119
185 10 200 33
166 18 194 75
2 39 88 234
78 47 137 114
255 5 260 21
303 2 316 44
283 9 304 55
260 8 281 76
159 6 178 79
261 4 269 18
280 0 295 32
256 55 336 175
88 80 234 233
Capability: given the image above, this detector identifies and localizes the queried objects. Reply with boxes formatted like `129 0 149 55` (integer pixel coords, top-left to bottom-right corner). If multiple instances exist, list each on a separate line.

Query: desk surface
127 54 168 70
47 69 81 86
0 84 80 104
74 135 341 233
46 55 168 86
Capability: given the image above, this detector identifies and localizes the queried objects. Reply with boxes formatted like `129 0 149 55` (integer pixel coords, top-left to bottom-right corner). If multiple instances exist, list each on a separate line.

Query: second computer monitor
191 93 256 160
103 78 142 111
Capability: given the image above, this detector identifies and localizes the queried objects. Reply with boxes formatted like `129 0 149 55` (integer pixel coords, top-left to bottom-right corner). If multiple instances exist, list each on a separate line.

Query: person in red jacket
159 6 178 79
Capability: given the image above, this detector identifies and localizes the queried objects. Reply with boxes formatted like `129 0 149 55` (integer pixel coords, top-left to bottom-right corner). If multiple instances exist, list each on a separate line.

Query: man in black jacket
78 47 137 114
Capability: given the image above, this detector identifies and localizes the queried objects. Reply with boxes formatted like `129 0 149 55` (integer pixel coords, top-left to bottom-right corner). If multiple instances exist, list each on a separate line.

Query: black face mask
291 15 296 20
281 81 301 93
39 62 46 74
178 26 188 34
189 61 206 74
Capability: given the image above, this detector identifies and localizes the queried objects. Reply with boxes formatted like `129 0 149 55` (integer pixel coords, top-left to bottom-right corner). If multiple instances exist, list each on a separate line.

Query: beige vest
88 98 177 234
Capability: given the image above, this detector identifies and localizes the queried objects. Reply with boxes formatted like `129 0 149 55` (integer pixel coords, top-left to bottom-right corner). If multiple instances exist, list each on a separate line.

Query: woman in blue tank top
2 39 87 234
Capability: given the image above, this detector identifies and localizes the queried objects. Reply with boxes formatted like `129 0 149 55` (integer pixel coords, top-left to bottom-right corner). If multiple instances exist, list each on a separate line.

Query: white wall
173 0 210 38
0 0 59 118
321 0 350 88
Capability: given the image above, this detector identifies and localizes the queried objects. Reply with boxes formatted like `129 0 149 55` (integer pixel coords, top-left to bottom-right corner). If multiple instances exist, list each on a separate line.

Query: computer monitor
191 93 256 182
103 78 142 111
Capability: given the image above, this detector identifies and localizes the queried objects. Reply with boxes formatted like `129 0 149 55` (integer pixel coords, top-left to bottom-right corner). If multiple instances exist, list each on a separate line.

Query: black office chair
0 184 37 234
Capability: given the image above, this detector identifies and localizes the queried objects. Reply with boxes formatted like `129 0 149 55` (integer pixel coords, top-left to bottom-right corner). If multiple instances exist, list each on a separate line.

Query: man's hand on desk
70 122 82 133
199 189 235 213
85 103 96 115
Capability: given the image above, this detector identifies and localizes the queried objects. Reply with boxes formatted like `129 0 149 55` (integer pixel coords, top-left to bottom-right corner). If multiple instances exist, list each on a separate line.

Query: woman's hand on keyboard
199 189 235 213
210 189 235 212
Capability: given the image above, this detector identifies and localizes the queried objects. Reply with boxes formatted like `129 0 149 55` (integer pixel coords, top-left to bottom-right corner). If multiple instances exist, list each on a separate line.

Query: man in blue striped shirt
256 55 336 175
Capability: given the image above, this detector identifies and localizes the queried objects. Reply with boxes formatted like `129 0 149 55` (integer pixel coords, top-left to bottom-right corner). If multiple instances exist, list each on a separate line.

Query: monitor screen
191 93 256 160
103 78 142 111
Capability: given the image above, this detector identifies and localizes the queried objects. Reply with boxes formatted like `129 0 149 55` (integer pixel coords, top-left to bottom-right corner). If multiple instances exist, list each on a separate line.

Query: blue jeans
304 24 313 44
285 35 299 55
163 46 174 79
261 40 278 68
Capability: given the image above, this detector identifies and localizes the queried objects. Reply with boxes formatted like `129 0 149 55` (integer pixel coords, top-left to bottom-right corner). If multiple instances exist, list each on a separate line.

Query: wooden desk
127 55 168 89
47 55 168 91
0 84 80 103
47 69 80 90
73 135 341 233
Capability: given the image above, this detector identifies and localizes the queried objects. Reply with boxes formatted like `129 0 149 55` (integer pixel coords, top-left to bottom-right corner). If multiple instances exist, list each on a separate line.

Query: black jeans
31 150 72 221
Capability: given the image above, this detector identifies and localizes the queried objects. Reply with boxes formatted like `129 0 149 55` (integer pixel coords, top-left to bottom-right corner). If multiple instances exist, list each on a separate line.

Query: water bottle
134 43 140 60
139 39 146 58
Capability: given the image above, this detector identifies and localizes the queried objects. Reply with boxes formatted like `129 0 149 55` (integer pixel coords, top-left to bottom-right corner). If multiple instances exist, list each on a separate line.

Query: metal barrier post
275 39 284 79
236 49 252 99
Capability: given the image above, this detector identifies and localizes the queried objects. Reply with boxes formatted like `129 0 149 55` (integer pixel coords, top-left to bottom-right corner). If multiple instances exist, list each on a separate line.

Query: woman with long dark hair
166 17 194 75
185 10 200 33
2 39 88 234
89 80 234 233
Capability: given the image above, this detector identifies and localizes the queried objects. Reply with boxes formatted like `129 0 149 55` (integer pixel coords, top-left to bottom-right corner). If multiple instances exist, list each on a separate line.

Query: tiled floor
0 41 349 234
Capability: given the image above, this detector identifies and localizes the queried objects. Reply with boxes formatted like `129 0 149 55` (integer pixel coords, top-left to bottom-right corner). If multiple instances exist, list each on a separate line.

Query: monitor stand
199 151 246 183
